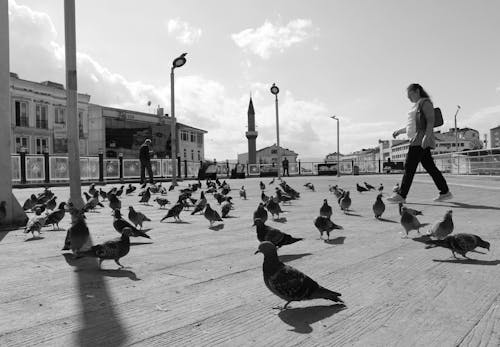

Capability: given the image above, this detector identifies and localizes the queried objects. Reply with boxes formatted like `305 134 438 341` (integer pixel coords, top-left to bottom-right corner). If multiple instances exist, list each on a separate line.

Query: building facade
88 105 207 160
490 125 500 148
9 73 90 155
238 144 298 164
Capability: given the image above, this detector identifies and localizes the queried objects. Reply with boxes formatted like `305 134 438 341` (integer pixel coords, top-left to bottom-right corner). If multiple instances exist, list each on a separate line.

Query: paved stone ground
1 174 499 347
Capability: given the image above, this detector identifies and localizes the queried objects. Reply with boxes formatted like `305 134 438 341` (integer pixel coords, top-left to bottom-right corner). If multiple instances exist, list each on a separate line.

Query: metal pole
170 68 177 185
275 94 281 178
64 0 83 208
337 118 340 177
454 105 461 153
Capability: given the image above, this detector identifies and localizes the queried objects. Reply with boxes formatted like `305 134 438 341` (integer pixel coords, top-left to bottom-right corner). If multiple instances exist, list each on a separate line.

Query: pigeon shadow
376 218 398 224
411 235 432 245
432 259 500 266
97 269 141 281
165 220 191 224
278 304 346 334
407 201 500 211
130 242 154 246
222 215 239 219
273 217 288 223
324 236 346 245
24 236 45 241
209 224 225 231
279 253 312 263
344 212 362 217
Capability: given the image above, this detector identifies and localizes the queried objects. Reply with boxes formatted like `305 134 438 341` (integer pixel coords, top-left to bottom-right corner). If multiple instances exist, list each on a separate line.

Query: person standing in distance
282 157 289 176
387 84 452 203
139 139 155 184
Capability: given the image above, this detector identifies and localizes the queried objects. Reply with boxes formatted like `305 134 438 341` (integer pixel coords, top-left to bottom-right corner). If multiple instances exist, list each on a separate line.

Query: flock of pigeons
7 176 491 310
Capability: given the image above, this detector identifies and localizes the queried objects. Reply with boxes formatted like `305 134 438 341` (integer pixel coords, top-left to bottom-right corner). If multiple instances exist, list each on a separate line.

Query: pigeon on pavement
400 207 428 237
77 227 133 268
398 203 422 216
112 209 151 239
319 199 333 219
426 233 490 259
154 197 170 208
191 191 207 215
221 201 232 218
313 216 343 240
364 182 375 191
160 201 184 222
255 241 343 309
260 181 266 190
108 193 122 211
62 205 89 253
45 202 67 230
204 203 223 226
266 198 283 220
253 203 268 224
139 187 151 204
378 184 384 192
372 193 386 219
254 219 302 248
339 191 351 213
356 183 369 193
427 210 453 239
239 186 247 200
128 206 151 229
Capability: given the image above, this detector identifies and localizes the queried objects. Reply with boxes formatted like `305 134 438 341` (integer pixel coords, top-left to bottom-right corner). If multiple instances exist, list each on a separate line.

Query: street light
270 83 280 178
330 115 340 177
170 53 187 186
454 105 461 152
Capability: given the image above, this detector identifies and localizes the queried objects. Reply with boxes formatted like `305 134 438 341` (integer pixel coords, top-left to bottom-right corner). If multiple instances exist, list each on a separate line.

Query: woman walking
387 84 452 203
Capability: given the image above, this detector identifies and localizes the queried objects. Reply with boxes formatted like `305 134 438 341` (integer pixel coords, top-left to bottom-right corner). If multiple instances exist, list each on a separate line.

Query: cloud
231 19 319 59
166 18 202 45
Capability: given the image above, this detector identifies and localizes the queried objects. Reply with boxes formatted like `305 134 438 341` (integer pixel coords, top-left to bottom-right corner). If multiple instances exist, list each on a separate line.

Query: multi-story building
88 105 207 160
490 125 500 148
9 72 90 155
324 152 344 163
237 144 298 164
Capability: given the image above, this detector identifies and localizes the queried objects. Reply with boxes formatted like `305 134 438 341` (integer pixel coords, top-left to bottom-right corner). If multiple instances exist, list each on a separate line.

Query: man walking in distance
282 157 289 176
139 139 155 184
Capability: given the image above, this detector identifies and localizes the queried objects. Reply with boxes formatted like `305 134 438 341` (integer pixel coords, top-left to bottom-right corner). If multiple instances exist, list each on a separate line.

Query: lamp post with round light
170 53 187 185
270 83 281 178
330 115 340 177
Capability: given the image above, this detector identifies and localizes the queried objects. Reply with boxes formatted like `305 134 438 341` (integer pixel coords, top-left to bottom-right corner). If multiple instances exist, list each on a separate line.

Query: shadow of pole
63 235 128 346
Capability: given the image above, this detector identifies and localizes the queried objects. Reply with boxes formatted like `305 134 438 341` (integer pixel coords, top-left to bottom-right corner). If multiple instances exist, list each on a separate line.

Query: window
183 148 187 158
181 130 189 142
78 111 84 138
190 132 196 143
197 133 203 147
35 104 48 129
35 138 49 154
197 150 201 161
191 149 194 160
14 100 29 127
15 136 29 153
271 149 277 154
54 107 65 125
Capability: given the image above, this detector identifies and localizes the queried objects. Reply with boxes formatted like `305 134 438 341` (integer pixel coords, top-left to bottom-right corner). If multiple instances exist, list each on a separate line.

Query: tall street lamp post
330 115 340 177
454 105 461 152
270 83 280 178
170 53 187 186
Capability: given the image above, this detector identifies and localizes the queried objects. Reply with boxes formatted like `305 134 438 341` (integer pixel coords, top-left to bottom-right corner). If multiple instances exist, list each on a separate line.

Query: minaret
245 97 258 164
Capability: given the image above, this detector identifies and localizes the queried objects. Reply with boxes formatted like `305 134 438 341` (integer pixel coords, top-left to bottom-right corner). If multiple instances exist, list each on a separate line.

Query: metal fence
10 148 500 184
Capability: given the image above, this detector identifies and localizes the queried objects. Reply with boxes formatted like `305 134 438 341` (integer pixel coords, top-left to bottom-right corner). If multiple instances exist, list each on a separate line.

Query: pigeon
125 184 136 195
275 188 292 204
398 203 422 216
427 210 453 240
108 193 122 211
160 201 184 222
372 193 385 219
356 183 369 193
204 203 223 226
45 202 67 230
77 227 133 269
0 201 6 222
253 203 268 224
426 233 490 259
314 216 343 240
221 186 230 196
213 193 225 205
88 183 97 196
269 178 275 185
339 191 351 213
255 241 343 309
221 201 232 218
304 183 315 191
83 192 103 212
25 213 47 238
319 199 332 219
23 196 37 211
261 191 269 203
392 183 400 193
99 188 108 201
115 185 124 197
128 206 151 229
364 182 375 191
139 187 151 204
239 186 247 200
154 197 170 209
400 207 428 237
61 206 89 253
260 181 266 190
254 219 302 248
378 183 384 192
266 197 283 220
191 191 207 215
83 192 93 202
168 183 175 191
112 209 150 239
45 196 57 211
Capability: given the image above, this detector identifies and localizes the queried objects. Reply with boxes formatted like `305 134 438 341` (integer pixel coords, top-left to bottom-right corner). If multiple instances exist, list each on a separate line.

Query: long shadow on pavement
278 304 346 333
406 201 500 211
62 237 129 346
432 259 500 266
377 218 398 224
279 253 312 263
324 236 346 245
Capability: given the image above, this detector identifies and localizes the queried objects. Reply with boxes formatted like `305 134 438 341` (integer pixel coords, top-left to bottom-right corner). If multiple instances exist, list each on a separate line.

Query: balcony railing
35 119 48 129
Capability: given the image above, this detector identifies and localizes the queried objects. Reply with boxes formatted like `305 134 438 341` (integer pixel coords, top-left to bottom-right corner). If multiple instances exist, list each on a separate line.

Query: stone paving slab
1 174 499 346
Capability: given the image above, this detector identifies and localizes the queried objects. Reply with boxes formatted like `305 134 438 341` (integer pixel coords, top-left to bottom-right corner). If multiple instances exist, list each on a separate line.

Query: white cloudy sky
7 0 500 160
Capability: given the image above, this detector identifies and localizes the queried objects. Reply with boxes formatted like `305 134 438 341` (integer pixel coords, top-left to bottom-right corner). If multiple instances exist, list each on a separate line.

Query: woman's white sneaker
387 193 406 204
433 192 453 202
